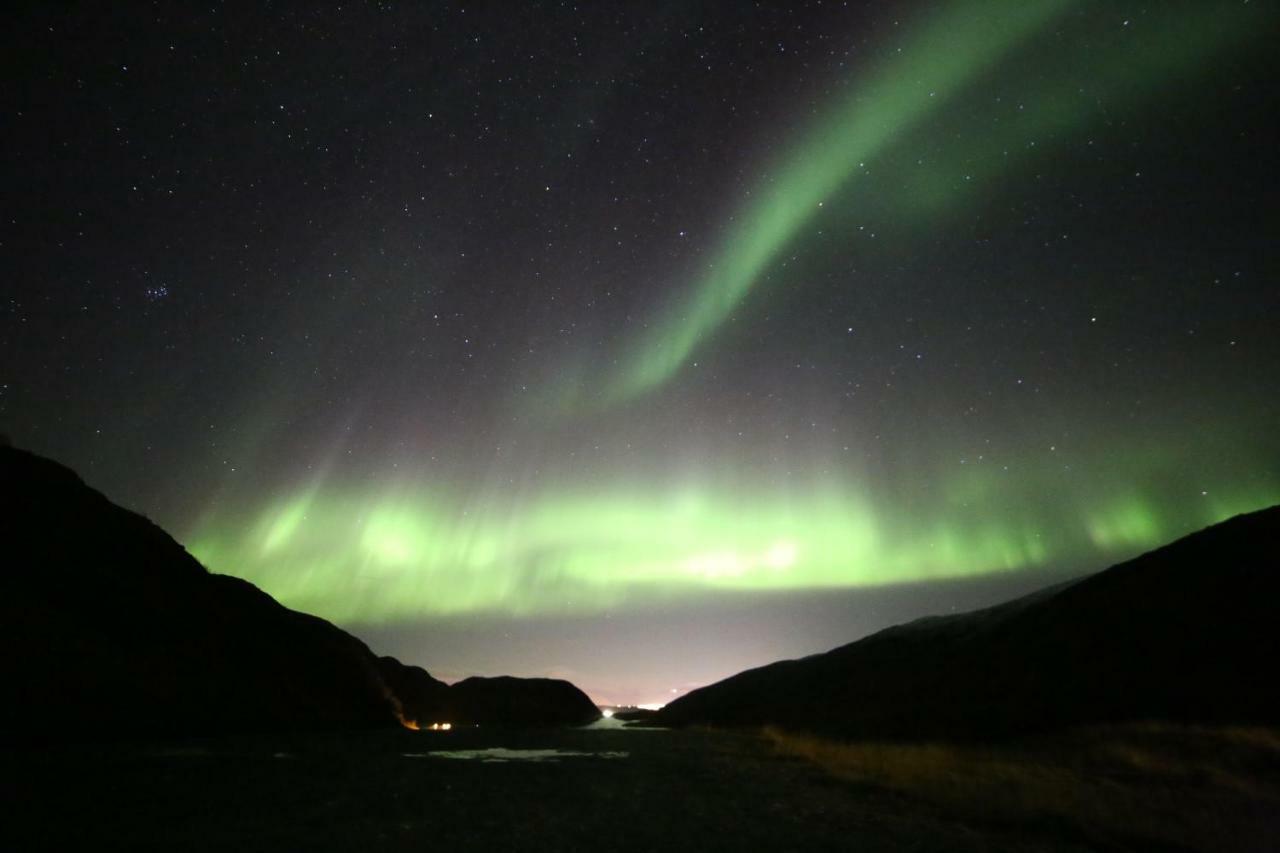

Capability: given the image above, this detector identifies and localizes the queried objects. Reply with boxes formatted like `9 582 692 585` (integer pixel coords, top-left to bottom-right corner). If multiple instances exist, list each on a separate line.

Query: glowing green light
259 491 314 555
1085 498 1164 551
598 0 1072 405
186 455 1279 624
173 3 1278 631
533 1 1261 411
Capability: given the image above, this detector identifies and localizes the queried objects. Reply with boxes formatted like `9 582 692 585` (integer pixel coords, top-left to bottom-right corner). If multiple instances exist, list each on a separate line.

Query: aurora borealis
186 447 1277 624
5 1 1278 706
576 0 1258 408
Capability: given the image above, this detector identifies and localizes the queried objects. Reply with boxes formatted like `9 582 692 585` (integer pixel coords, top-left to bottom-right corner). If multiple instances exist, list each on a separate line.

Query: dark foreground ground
6 723 1276 852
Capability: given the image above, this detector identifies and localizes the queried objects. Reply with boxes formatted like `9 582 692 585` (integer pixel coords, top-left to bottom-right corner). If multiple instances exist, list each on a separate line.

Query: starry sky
4 1 1278 707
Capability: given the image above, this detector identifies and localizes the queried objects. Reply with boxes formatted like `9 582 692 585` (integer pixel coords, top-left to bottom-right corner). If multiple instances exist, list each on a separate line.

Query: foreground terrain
9 723 1278 852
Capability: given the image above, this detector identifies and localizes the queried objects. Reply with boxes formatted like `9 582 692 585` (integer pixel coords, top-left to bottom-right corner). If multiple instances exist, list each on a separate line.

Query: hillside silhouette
1 446 597 740
657 506 1280 740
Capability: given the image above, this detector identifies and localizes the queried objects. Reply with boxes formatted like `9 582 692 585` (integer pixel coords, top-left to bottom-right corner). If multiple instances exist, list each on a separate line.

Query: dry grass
764 723 1280 851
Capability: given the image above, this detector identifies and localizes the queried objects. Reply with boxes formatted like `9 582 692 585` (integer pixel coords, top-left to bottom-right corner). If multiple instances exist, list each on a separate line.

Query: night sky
5 1 1278 706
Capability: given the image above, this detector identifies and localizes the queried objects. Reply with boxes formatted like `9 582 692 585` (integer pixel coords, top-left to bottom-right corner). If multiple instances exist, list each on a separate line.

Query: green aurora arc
536 0 1260 412
180 1 1279 628
188 443 1279 624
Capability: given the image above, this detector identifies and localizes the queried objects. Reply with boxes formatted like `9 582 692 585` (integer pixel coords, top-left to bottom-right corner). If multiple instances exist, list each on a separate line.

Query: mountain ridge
1 446 598 740
657 505 1280 740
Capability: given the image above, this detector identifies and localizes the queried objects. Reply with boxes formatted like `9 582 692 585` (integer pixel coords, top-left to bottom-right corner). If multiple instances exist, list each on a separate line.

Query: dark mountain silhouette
1 446 597 740
372 659 599 728
657 506 1280 740
376 655 452 723
448 676 603 727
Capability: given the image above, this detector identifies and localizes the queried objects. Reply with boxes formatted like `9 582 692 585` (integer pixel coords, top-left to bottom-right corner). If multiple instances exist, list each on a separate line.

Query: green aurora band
540 0 1260 410
188 449 1279 623
183 2 1278 627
